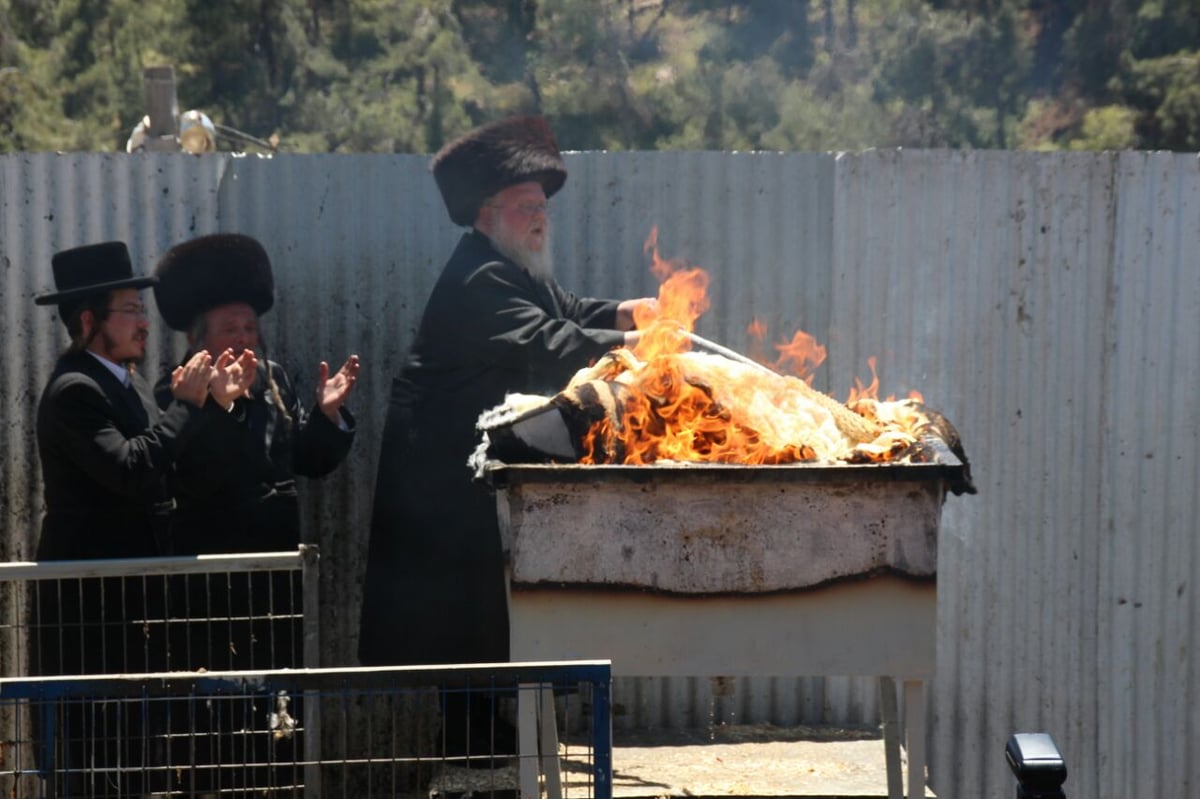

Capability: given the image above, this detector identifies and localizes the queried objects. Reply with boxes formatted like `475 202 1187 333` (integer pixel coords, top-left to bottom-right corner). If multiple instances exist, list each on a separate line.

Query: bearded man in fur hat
358 115 655 759
152 232 359 635
33 241 255 796
151 233 359 793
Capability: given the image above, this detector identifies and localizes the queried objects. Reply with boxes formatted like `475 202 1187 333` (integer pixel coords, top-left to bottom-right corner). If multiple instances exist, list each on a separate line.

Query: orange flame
847 356 881 403
630 226 710 362
773 330 827 384
579 350 835 465
576 229 933 466
844 359 926 404
745 319 769 365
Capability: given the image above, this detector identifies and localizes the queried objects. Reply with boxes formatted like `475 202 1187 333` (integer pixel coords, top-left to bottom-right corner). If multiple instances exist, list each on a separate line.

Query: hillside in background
1 0 1198 153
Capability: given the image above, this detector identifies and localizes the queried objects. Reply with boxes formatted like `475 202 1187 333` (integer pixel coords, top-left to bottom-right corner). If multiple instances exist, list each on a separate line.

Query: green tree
1 0 186 152
295 0 488 152
1068 104 1138 150
1110 50 1200 150
452 0 536 86
530 0 666 149
680 0 813 77
3 0 1200 154
175 0 307 147
871 1 1031 148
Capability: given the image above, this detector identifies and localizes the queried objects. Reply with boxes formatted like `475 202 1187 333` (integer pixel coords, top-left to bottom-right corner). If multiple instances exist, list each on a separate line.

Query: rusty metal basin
483 438 964 595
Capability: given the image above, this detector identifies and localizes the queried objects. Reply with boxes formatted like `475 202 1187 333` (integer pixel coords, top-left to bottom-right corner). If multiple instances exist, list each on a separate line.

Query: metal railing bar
1 661 613 697
0 551 307 581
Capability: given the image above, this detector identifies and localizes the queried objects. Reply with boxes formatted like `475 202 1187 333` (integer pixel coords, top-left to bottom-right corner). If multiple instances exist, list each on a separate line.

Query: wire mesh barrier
0 549 319 681
0 550 314 797
0 554 612 798
0 662 613 799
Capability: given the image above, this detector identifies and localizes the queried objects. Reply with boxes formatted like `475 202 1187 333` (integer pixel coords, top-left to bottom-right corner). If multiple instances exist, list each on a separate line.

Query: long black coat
36 350 208 565
359 230 626 666
34 350 213 672
34 350 217 796
154 359 355 558
152 359 355 669
151 360 354 793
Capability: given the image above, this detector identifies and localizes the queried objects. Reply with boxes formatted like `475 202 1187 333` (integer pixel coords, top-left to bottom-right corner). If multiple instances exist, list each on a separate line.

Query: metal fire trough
481 437 967 799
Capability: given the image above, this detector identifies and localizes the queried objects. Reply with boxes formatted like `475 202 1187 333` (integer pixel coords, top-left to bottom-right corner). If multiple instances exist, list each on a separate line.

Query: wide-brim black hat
35 241 156 306
431 115 567 227
153 234 275 331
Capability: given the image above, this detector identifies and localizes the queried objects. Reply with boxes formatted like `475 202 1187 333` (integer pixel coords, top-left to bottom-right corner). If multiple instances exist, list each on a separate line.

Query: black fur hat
153 234 275 331
431 115 567 226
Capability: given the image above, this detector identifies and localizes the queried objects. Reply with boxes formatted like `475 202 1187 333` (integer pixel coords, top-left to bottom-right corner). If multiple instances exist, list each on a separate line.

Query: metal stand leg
537 687 562 799
879 676 903 799
518 684 540 799
903 679 926 799
517 683 564 799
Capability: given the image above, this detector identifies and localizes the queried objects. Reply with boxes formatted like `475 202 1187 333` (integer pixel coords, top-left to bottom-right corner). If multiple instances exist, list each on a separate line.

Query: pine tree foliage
1 0 1197 153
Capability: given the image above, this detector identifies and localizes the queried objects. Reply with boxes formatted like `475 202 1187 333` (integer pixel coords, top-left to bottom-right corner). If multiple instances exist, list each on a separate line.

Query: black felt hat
153 234 275 331
431 115 567 227
36 242 156 309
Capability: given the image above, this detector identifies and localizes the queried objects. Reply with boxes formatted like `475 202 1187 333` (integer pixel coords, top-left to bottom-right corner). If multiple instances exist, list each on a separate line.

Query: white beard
489 224 554 279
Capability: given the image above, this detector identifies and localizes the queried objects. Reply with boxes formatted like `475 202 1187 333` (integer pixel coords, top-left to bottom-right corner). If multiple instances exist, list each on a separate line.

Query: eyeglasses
106 305 149 319
488 201 548 216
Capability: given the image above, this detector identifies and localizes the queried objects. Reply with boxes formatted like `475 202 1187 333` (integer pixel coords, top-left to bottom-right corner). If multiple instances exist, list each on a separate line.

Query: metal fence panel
0 550 316 678
1 662 612 799
1 549 318 799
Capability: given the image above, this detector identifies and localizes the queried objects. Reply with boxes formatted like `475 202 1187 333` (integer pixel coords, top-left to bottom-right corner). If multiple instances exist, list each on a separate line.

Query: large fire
569 228 939 466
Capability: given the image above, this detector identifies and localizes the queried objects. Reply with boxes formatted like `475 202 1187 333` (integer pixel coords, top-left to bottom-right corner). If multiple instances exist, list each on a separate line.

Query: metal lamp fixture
125 66 214 153
124 67 276 153
178 110 217 154
124 116 151 153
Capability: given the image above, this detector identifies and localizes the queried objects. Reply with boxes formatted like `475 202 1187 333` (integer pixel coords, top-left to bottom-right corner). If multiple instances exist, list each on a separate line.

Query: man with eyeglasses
31 241 255 796
359 115 655 764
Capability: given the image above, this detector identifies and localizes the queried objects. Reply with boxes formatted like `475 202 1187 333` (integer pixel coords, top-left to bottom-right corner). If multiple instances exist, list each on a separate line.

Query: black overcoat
152 359 354 671
150 359 354 793
154 359 356 559
359 230 625 666
33 350 216 795
36 350 207 565
34 350 211 672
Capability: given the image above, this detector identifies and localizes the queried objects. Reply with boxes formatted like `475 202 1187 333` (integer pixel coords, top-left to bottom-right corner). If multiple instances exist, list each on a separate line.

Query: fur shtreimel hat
431 115 567 227
153 234 275 331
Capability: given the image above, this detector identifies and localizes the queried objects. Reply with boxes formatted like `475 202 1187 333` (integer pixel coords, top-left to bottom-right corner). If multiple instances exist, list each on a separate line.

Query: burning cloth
475 226 975 496
474 345 976 495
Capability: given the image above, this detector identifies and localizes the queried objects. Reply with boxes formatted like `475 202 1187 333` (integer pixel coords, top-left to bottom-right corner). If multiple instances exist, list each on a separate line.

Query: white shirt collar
86 351 133 387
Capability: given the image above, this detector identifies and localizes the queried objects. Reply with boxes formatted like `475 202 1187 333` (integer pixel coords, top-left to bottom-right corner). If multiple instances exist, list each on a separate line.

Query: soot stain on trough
524 492 573 512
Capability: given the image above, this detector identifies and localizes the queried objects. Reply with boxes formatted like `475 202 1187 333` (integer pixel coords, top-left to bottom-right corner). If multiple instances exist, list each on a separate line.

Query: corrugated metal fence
2 150 1197 799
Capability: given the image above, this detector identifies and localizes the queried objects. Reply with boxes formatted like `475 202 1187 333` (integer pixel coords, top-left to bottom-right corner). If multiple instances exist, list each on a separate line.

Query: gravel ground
430 724 935 799
608 723 925 798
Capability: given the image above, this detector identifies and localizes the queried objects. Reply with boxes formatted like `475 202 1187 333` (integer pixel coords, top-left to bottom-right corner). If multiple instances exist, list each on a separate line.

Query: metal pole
141 65 180 151
686 332 779 375
591 671 613 799
300 544 321 799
